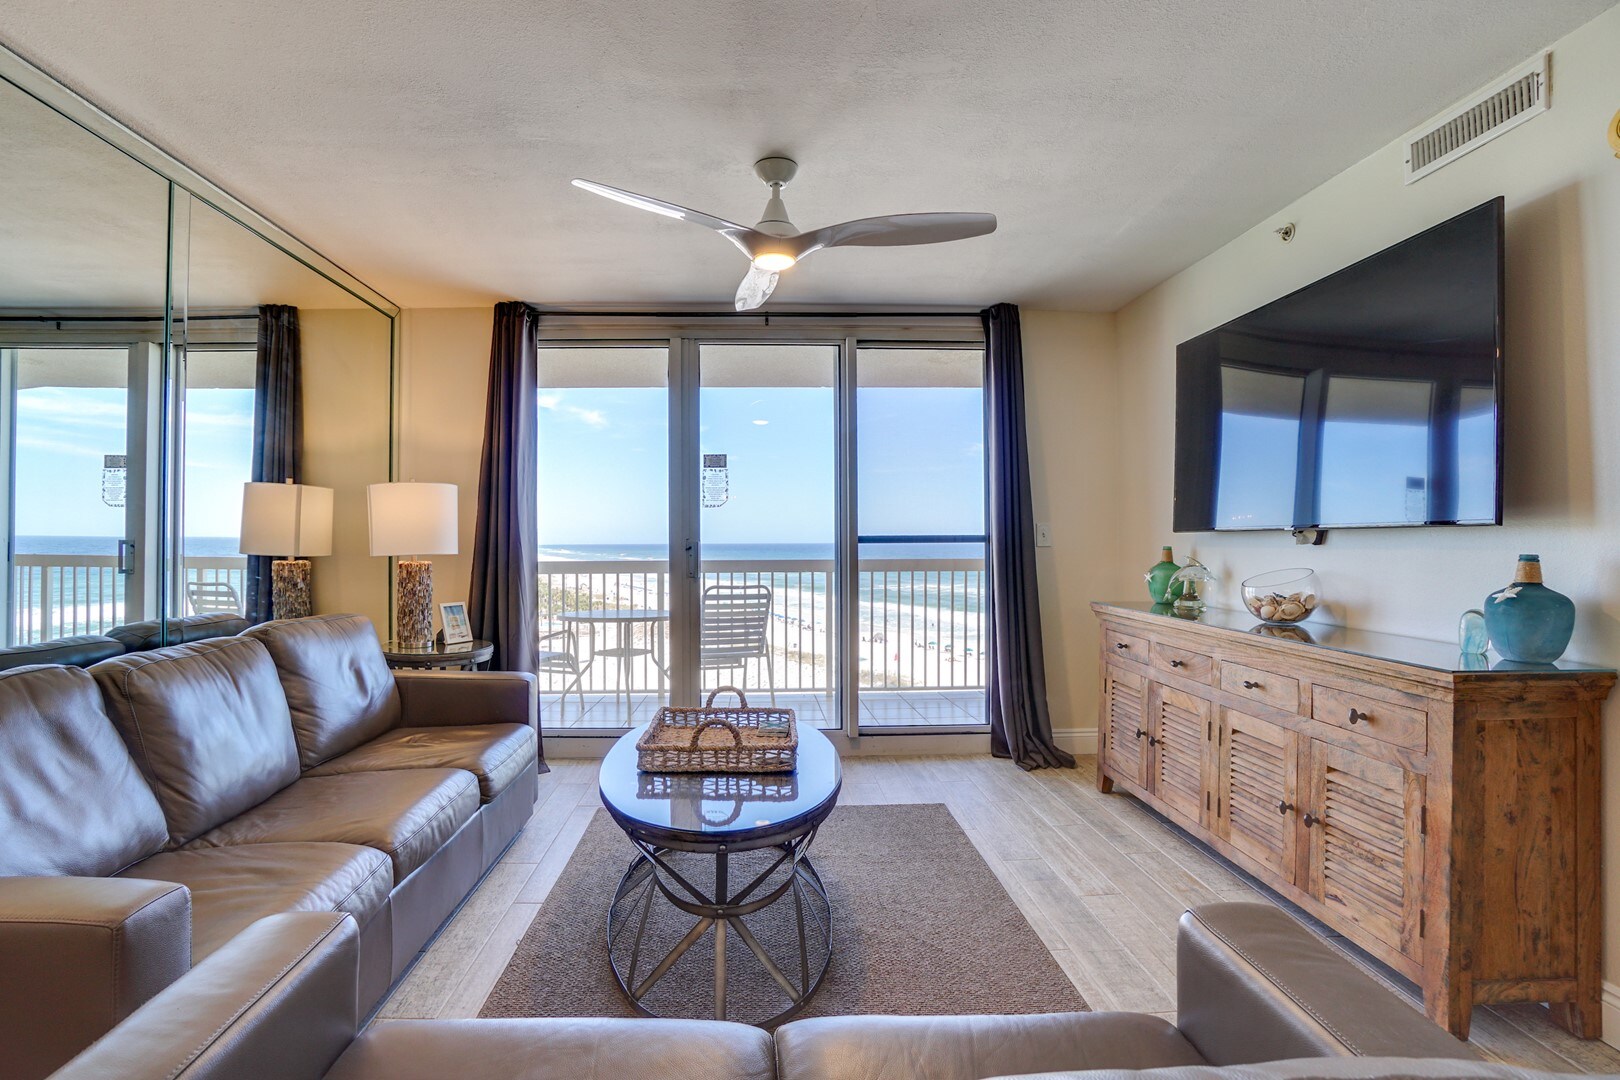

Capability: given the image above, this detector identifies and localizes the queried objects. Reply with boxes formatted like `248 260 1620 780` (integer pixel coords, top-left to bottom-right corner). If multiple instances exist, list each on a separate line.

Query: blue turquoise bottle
1482 554 1575 664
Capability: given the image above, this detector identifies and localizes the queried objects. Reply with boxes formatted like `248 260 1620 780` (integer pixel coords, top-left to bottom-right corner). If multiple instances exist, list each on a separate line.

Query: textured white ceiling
1 1 1611 311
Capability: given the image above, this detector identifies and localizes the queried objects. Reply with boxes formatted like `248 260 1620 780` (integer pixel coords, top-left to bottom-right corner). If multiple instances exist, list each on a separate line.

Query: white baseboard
1053 727 1097 755
1603 981 1620 1049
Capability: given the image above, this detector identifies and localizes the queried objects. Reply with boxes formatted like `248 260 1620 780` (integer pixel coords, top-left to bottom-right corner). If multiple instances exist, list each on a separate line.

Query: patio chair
538 624 586 712
187 580 242 615
699 583 776 705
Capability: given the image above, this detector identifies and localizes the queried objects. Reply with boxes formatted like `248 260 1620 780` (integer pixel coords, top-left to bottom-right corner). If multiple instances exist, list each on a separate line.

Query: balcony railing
11 554 248 643
538 558 986 698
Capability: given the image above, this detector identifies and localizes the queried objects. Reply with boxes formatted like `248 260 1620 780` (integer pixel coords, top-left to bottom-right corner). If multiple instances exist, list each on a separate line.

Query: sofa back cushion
0 664 168 875
0 635 126 672
244 614 401 769
109 613 251 653
92 636 300 847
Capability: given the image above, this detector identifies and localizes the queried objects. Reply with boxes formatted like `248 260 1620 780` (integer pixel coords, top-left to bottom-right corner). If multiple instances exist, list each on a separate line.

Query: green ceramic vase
1145 546 1184 604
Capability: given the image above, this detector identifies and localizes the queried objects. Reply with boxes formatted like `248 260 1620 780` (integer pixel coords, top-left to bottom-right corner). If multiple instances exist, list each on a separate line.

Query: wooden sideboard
1092 600 1616 1039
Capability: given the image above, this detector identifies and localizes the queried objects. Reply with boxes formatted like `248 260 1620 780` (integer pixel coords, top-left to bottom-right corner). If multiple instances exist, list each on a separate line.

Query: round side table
381 639 494 671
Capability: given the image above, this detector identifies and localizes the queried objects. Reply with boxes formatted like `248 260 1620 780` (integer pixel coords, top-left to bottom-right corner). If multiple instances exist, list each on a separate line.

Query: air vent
1403 51 1548 184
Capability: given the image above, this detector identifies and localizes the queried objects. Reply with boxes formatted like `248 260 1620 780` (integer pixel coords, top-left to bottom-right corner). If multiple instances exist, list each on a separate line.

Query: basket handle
688 717 743 749
704 686 749 708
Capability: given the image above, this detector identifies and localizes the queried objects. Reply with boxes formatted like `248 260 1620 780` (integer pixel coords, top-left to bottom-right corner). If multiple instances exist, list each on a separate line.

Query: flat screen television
1173 196 1504 533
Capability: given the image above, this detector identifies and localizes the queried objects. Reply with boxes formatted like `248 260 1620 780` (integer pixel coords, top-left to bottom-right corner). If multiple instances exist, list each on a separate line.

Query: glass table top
599 723 841 842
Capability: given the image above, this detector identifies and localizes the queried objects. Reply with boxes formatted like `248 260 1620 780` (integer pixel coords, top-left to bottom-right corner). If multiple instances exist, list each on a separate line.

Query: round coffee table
598 724 840 1025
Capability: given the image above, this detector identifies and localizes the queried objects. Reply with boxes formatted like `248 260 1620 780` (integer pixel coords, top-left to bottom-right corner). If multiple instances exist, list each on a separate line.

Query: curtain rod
529 308 985 319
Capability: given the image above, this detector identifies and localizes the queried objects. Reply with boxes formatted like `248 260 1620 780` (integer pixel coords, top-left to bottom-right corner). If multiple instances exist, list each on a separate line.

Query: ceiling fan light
752 251 796 272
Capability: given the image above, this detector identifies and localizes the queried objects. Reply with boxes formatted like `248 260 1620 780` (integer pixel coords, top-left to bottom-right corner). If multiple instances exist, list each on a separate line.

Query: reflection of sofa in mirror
0 613 249 672
0 61 396 653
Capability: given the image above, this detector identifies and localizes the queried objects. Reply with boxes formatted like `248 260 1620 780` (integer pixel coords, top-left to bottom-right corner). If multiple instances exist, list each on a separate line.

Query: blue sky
537 385 985 547
15 385 253 543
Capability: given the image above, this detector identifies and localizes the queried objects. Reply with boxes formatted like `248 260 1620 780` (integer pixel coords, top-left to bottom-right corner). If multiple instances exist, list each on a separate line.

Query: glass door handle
117 539 136 576
684 540 697 580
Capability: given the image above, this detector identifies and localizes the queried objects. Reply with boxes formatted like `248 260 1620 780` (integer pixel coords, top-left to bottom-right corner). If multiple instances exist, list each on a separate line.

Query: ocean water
16 535 244 557
540 541 985 562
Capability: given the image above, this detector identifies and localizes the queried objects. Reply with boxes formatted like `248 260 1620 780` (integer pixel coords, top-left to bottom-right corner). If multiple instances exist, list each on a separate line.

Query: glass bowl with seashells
1241 568 1321 625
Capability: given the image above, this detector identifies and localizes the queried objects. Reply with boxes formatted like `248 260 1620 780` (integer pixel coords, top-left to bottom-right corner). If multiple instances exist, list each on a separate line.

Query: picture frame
440 601 473 645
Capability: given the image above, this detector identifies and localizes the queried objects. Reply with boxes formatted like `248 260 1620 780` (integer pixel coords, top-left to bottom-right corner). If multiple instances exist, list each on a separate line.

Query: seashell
1259 603 1278 620
1278 601 1306 620
1302 593 1317 609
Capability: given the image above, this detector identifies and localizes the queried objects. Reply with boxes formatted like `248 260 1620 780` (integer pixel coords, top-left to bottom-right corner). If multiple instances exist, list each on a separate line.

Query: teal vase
1482 554 1575 663
1145 546 1183 604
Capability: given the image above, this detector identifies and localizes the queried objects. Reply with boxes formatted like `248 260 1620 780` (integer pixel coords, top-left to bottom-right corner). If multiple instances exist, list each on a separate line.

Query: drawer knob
1347 708 1370 725
1170 659 1185 668
1242 679 1261 690
1302 812 1321 828
1277 800 1295 815
1115 642 1130 650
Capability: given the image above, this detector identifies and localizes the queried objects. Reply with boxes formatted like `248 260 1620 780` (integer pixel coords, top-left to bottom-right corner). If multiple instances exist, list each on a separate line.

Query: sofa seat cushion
305 724 536 802
325 1017 777 1080
183 769 479 884
773 1013 1207 1080
91 636 301 847
119 841 391 961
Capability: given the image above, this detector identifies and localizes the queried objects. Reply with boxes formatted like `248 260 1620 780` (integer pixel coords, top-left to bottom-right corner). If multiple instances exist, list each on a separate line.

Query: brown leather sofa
0 613 539 1080
47 903 1533 1080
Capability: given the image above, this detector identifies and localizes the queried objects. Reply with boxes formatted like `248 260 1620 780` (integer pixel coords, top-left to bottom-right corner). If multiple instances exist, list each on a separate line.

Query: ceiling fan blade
792 212 997 257
734 264 780 311
572 179 760 256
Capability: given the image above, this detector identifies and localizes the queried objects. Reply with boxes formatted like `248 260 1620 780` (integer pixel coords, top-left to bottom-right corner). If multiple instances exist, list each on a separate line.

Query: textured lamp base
270 559 313 621
396 559 434 648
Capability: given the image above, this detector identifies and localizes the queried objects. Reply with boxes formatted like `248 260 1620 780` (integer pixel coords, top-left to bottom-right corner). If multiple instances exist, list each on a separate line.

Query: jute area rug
481 803 1086 1025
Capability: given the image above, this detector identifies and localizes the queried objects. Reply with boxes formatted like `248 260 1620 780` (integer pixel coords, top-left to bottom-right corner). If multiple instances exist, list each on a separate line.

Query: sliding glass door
534 329 986 739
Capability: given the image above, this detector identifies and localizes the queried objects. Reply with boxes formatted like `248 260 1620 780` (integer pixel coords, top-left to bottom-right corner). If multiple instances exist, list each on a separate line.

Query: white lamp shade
368 482 458 557
240 482 334 557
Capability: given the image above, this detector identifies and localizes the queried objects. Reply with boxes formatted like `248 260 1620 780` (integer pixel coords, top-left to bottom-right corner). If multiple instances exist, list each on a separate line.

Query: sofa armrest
1177 904 1478 1065
0 876 191 1080
394 669 537 731
53 912 359 1080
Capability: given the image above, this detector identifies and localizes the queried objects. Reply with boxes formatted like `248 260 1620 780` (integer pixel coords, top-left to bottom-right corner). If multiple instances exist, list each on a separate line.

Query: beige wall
1111 4 1620 1028
1021 310 1118 748
397 307 494 632
301 306 395 632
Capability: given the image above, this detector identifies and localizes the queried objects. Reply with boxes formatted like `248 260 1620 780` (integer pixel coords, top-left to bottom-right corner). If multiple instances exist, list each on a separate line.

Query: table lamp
368 482 458 648
240 480 334 620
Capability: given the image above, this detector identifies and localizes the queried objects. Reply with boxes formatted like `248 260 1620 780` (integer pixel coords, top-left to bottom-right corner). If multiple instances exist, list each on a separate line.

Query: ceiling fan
571 157 996 310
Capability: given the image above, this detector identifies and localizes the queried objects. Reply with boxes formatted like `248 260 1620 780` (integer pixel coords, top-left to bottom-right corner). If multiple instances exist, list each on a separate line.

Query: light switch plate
1036 523 1052 548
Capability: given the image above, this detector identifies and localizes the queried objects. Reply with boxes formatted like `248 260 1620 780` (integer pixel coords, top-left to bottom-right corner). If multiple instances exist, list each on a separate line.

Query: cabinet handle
1347 708 1370 725
1277 800 1294 815
1170 659 1185 668
1115 642 1130 650
1134 728 1147 740
1302 812 1321 828
1148 735 1161 747
1242 679 1261 690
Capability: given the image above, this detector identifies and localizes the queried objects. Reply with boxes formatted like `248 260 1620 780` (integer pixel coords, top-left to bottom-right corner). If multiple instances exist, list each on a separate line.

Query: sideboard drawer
1105 628 1150 662
1220 661 1301 715
1311 683 1427 752
1151 640 1215 684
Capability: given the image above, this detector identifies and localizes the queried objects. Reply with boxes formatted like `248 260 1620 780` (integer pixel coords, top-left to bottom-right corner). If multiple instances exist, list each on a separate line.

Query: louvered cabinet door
1216 709 1300 883
1303 741 1426 960
1150 684 1210 826
1102 664 1148 788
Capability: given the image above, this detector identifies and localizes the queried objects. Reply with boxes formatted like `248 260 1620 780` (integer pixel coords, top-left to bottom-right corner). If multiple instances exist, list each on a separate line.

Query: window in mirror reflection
181 349 255 617
1455 385 1497 523
1318 376 1433 526
1214 365 1303 529
11 348 135 641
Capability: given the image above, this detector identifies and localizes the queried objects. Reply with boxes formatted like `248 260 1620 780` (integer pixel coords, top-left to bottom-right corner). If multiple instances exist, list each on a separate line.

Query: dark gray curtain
982 303 1073 770
469 302 541 684
247 304 302 624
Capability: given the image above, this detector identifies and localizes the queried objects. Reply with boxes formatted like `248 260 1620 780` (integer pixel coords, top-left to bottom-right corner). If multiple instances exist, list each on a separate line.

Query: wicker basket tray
635 687 797 773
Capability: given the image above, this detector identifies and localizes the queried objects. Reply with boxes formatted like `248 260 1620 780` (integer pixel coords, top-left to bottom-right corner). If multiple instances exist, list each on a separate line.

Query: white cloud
569 407 608 428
